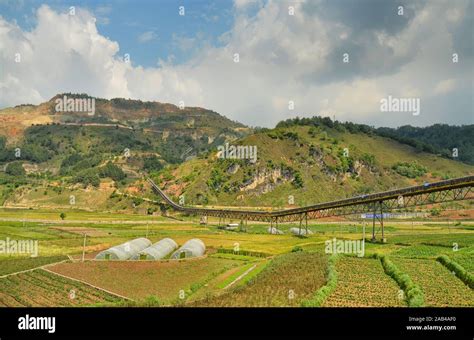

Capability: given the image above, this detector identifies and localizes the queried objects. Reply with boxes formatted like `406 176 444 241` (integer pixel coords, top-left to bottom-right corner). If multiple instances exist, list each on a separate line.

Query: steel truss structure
147 175 473 240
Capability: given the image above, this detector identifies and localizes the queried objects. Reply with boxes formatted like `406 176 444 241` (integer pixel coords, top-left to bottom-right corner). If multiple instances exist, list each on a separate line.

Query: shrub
142 295 161 307
392 161 427 178
99 162 126 181
72 169 100 188
143 155 163 172
132 197 144 207
5 162 25 176
360 153 376 168
292 172 304 188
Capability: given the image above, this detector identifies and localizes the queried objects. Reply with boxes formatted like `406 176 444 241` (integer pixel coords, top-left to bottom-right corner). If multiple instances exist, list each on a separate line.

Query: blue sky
0 0 472 128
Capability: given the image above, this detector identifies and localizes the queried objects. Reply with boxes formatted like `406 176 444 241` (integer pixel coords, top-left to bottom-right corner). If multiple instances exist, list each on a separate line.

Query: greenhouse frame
131 238 178 260
95 238 151 260
171 238 206 259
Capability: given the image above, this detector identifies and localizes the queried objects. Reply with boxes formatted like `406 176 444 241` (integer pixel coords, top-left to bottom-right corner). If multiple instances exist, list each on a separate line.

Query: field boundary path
224 264 257 289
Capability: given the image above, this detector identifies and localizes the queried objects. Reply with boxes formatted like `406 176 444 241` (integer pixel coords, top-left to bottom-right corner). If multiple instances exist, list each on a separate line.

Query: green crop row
377 254 424 307
216 248 270 258
437 255 474 289
301 254 339 307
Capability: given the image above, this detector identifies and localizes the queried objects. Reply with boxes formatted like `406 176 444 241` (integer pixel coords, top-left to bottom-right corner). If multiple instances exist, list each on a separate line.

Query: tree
99 162 126 181
60 212 66 220
293 172 304 188
5 162 25 176
143 155 163 172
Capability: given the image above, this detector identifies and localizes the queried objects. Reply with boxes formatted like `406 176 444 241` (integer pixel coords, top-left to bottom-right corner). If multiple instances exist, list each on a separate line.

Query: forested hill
275 117 474 165
376 125 473 165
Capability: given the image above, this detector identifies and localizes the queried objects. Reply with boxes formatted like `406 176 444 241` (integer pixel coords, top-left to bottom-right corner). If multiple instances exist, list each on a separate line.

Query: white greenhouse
95 238 151 260
170 239 206 259
290 227 313 236
131 238 178 260
268 226 284 234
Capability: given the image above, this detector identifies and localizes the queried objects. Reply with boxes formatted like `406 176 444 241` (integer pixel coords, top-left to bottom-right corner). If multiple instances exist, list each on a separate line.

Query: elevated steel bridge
147 175 474 241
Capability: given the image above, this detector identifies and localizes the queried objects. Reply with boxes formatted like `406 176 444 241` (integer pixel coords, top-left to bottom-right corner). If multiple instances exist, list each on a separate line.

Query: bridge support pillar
299 214 303 234
305 213 308 234
239 218 248 232
381 209 385 242
371 201 385 243
371 204 376 242
297 213 308 235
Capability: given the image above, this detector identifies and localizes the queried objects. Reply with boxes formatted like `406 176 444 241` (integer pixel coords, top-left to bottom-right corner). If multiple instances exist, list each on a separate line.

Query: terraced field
191 252 327 307
323 257 404 307
0 269 123 306
391 258 474 307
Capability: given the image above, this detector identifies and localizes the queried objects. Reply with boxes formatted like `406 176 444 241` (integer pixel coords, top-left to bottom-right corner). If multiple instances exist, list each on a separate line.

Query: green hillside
153 123 474 208
0 99 472 212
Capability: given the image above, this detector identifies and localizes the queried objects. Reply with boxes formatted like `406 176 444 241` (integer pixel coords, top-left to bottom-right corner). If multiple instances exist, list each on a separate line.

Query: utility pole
82 234 87 262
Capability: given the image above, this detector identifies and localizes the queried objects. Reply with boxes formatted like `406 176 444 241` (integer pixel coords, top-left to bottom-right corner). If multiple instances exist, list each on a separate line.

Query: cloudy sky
0 0 472 128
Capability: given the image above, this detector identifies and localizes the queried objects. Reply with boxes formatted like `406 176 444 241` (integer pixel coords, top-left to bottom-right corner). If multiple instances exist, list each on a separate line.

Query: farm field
451 252 474 273
0 269 124 307
391 258 474 307
47 257 239 304
0 255 67 276
188 258 269 302
0 207 472 308
191 252 327 307
323 257 404 307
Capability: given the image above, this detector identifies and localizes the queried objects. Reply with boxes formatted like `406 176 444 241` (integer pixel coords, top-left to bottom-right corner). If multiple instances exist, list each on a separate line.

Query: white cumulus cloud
0 1 472 128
